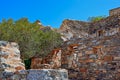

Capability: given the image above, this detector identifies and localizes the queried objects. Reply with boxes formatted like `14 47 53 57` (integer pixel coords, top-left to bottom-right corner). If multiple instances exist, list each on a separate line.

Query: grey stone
0 41 8 46
27 69 68 80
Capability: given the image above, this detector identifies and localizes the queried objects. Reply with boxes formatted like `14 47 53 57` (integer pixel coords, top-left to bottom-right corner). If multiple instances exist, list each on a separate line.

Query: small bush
88 16 106 22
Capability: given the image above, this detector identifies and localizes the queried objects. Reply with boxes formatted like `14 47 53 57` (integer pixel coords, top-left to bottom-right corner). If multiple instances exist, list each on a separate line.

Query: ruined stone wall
59 14 120 41
31 49 62 69
23 8 120 80
0 41 68 80
58 13 120 79
59 19 89 41
61 31 120 80
89 14 120 37
0 41 25 72
31 14 120 80
0 41 25 79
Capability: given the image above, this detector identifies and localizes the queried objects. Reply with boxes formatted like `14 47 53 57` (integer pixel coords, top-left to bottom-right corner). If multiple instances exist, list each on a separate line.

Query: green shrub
0 18 63 60
88 16 106 22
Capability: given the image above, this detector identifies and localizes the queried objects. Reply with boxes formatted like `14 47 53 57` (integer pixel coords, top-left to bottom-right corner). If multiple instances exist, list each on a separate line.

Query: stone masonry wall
61 31 120 80
59 14 120 41
31 49 62 69
89 14 120 35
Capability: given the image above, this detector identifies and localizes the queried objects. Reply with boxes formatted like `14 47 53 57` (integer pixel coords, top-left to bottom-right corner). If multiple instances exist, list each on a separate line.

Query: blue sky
0 0 120 28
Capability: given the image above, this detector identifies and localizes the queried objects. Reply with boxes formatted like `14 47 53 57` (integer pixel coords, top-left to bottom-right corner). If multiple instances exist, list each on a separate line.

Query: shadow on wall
24 59 31 69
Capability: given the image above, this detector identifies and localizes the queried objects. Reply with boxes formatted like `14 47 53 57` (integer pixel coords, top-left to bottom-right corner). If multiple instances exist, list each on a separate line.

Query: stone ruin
0 41 68 80
31 8 120 80
61 34 120 80
0 7 120 80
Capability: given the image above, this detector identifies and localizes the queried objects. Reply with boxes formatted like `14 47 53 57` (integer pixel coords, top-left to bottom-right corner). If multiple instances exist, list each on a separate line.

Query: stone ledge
27 69 68 80
0 69 68 80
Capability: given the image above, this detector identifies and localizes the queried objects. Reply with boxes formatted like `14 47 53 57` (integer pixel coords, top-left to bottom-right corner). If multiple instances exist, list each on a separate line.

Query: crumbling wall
0 41 25 72
61 32 120 80
11 8 120 80
59 19 89 41
0 41 25 79
89 14 120 38
59 13 120 41
0 41 68 80
31 49 62 69
35 14 120 80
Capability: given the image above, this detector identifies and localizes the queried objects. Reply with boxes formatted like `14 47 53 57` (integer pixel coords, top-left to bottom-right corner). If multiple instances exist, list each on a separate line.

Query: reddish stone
15 66 25 71
85 59 94 63
104 55 113 61
95 70 100 75
92 46 103 54
68 44 79 51
69 44 79 48
79 68 87 73
31 57 42 69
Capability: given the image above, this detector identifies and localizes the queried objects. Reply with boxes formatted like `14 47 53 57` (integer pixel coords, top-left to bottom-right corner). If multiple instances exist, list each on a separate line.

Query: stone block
79 68 87 73
27 69 68 80
113 57 120 61
15 66 25 71
104 55 113 62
